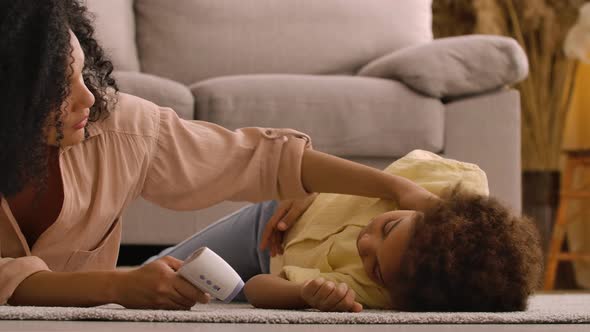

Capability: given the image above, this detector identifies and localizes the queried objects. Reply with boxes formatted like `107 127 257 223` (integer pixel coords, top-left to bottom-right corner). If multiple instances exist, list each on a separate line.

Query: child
149 150 543 312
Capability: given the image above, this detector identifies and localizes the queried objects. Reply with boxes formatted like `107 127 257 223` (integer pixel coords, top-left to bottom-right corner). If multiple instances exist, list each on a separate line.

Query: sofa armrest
112 71 195 119
442 89 521 213
357 35 529 99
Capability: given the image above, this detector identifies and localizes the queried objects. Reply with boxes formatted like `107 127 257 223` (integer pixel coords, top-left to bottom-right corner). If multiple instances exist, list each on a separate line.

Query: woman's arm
301 149 438 210
9 270 119 307
260 149 439 253
9 256 209 309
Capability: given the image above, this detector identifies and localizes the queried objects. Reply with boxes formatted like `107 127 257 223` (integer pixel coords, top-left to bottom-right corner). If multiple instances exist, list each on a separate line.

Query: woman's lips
72 116 89 130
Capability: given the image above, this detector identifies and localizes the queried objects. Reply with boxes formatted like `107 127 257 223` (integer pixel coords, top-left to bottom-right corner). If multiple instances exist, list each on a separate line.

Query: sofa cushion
85 0 140 72
358 35 529 99
135 0 433 84
190 75 444 157
113 71 194 119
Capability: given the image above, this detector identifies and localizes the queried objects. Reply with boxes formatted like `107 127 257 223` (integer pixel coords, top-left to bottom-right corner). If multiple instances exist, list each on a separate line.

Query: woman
0 0 435 309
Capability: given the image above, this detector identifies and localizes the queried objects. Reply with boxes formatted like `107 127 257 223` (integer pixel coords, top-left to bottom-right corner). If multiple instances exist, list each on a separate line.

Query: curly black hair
390 190 543 312
0 0 117 196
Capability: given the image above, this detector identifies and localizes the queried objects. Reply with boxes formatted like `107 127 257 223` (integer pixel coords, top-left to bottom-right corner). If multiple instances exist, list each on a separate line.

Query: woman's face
356 210 420 289
45 30 95 147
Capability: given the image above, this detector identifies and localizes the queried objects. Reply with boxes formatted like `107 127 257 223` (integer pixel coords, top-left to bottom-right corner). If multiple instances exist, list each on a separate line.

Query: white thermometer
178 247 244 303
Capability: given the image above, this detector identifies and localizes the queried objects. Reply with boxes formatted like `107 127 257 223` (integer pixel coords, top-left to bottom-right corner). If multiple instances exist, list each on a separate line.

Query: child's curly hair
390 190 543 312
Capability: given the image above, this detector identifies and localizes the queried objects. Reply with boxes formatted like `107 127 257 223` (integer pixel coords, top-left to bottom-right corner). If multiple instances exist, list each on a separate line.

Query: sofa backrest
134 0 433 85
85 0 140 72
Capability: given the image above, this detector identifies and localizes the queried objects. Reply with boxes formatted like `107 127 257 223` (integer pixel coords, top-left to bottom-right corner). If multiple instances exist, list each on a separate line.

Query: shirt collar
59 121 103 154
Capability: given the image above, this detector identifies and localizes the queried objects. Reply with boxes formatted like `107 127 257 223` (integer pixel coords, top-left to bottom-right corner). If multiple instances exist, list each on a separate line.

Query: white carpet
0 294 588 324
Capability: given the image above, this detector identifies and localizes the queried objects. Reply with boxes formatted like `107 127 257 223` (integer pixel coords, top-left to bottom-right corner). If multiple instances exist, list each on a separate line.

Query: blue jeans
144 201 278 301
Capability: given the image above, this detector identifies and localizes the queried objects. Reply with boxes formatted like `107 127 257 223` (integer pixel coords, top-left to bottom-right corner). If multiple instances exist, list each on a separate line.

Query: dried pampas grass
434 0 586 170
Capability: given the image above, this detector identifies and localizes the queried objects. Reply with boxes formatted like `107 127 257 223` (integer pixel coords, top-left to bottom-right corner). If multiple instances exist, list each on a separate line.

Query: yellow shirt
270 150 489 309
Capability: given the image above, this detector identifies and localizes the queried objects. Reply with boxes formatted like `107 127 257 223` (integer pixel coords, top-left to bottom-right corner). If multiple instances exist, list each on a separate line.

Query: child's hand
300 278 363 312
260 193 317 256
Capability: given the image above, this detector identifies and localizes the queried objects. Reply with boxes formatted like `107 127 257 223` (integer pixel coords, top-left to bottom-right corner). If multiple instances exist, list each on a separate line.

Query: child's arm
244 274 362 312
243 274 307 309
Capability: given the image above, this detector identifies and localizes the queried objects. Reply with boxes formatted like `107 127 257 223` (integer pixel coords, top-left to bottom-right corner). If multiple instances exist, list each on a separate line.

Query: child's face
356 210 420 288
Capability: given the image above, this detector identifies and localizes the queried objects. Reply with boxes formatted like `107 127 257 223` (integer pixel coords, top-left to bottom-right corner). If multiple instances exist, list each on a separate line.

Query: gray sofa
86 0 524 245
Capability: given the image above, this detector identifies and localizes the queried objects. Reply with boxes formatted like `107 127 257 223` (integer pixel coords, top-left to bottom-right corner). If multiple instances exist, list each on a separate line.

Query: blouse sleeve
141 107 314 210
0 256 50 305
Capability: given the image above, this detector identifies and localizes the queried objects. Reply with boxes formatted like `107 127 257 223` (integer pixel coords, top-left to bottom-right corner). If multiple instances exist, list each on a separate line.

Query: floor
2 291 588 331
0 322 588 332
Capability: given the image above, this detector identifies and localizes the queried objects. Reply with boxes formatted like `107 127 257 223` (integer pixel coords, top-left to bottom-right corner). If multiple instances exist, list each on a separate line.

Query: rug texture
0 294 588 324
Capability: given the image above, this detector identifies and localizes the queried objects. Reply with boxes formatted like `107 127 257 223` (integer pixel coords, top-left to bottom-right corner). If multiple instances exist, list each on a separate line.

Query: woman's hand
300 278 363 312
259 193 318 256
113 256 210 310
397 186 441 212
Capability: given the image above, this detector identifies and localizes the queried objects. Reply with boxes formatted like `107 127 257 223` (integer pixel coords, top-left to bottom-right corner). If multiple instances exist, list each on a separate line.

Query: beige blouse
0 93 312 304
